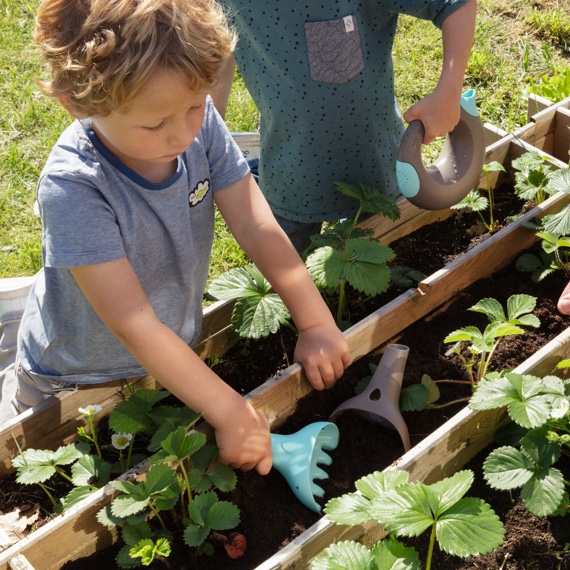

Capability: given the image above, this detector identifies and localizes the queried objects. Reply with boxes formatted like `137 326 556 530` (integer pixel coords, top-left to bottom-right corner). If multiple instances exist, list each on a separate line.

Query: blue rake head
270 421 339 513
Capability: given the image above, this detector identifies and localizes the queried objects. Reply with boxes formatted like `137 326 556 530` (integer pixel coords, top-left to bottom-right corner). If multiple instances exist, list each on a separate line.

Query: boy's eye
144 123 164 132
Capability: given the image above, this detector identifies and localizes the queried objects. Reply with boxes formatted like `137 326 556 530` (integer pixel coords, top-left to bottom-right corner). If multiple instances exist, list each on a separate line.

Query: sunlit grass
1 0 569 281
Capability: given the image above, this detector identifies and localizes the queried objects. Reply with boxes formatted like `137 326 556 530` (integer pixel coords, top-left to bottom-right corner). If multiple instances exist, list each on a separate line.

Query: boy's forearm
209 55 236 119
438 0 477 96
117 316 245 425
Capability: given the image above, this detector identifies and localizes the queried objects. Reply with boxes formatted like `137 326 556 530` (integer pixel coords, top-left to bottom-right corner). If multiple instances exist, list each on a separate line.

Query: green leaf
469 297 506 322
129 537 171 566
61 485 99 510
109 389 171 435
232 293 290 338
422 374 440 405
372 537 421 569
205 500 240 531
450 189 488 212
188 491 218 527
160 426 206 462
311 540 374 570
399 383 429 412
356 470 410 501
121 523 153 547
483 446 535 489
506 294 537 322
207 264 271 301
546 168 570 194
521 466 565 516
334 181 401 220
306 246 344 291
116 544 143 568
427 470 474 516
436 498 504 557
183 524 210 548
542 204 570 235
444 325 482 344
342 240 394 296
368 483 435 537
324 493 372 526
483 161 506 174
144 463 177 495
71 454 112 486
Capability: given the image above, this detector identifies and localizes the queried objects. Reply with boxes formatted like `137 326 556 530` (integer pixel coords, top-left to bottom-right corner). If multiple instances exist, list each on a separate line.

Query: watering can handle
396 89 486 211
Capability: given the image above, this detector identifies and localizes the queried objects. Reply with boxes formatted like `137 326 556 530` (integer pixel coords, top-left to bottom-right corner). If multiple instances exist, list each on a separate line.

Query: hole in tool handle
396 89 485 210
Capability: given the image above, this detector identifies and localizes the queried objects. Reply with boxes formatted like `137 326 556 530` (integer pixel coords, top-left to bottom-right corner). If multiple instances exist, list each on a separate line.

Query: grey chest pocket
304 15 364 84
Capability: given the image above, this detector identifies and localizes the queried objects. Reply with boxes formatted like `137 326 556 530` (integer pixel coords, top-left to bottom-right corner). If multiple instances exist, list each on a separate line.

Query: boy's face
89 69 207 183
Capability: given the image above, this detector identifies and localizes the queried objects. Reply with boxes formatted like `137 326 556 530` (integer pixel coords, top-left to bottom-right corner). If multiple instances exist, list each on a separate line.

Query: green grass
1 0 569 280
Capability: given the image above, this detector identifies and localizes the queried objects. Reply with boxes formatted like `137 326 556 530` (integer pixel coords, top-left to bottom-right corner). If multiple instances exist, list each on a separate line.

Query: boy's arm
403 0 477 144
209 55 237 119
70 259 272 474
214 173 351 388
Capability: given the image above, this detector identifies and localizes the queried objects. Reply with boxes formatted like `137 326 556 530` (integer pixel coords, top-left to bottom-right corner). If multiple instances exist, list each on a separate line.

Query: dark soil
10 192 570 569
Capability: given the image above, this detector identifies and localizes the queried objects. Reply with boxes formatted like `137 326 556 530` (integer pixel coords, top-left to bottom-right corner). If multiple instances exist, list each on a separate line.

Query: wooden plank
554 107 570 162
527 93 554 121
256 326 570 569
1 135 568 570
0 375 161 476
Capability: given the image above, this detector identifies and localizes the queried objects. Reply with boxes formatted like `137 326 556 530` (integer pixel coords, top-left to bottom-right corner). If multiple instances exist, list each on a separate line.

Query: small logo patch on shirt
189 179 210 206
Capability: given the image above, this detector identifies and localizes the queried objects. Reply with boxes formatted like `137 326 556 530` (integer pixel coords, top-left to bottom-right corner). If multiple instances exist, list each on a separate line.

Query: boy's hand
294 323 351 391
403 87 461 145
558 281 570 315
214 397 273 475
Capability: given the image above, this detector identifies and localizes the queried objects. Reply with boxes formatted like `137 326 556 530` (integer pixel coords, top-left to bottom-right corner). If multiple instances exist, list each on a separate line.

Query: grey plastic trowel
396 89 485 210
329 344 411 452
270 421 339 513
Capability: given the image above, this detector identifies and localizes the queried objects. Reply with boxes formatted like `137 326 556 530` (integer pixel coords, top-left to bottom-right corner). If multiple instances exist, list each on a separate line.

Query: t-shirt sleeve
201 97 251 192
381 0 469 28
38 170 126 268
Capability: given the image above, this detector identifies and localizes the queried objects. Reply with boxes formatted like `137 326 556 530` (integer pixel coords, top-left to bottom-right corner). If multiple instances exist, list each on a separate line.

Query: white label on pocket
343 15 355 33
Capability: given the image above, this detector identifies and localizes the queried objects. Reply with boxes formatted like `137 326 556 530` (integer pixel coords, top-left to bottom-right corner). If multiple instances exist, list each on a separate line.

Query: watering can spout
270 422 339 513
329 344 411 452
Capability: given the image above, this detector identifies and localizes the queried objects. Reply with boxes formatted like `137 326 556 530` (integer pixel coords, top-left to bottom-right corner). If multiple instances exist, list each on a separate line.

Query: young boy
2 0 350 475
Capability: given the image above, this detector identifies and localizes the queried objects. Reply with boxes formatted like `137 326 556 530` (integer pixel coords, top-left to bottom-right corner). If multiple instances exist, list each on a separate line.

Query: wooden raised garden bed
1 97 570 568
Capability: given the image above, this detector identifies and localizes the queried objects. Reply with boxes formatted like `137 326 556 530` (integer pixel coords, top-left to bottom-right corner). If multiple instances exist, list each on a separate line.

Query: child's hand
558 281 570 315
214 398 272 475
403 88 461 145
294 323 351 391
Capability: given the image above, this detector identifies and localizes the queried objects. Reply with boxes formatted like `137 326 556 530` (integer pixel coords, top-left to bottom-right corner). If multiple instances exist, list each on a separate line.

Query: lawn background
1 0 569 282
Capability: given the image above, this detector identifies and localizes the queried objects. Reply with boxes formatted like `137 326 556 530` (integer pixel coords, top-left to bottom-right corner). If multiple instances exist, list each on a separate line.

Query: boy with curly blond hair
0 0 350 474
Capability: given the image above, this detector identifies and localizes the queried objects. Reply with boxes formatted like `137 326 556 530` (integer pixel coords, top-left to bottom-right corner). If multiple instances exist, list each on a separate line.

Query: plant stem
150 503 167 529
54 466 73 482
336 280 346 324
126 436 135 470
429 396 470 409
425 523 437 570
435 379 473 385
88 416 102 458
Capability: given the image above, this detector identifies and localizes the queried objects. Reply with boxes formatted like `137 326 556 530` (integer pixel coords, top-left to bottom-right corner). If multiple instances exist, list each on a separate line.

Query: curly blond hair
34 0 236 116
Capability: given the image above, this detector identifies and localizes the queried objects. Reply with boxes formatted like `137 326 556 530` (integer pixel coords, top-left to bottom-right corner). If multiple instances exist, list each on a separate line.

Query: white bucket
0 276 36 316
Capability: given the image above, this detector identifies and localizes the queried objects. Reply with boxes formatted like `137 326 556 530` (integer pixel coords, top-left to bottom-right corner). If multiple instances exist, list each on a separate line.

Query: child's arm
70 259 272 474
402 0 477 144
209 55 237 119
214 173 351 389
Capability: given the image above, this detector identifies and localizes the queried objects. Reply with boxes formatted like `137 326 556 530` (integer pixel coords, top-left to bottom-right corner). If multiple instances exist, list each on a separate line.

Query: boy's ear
56 93 86 119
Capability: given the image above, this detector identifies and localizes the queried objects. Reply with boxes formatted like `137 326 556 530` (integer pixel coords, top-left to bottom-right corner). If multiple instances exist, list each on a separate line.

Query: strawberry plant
451 161 506 233
306 181 399 325
469 371 570 517
311 469 504 570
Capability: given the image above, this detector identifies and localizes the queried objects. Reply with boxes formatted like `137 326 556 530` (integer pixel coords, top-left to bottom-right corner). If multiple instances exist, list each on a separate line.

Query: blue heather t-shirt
17 98 249 384
220 0 468 222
